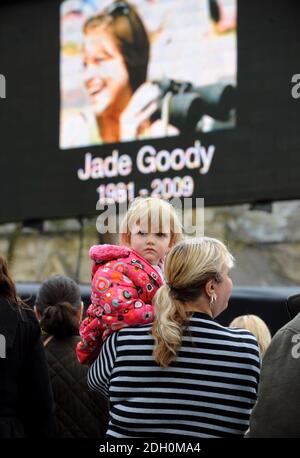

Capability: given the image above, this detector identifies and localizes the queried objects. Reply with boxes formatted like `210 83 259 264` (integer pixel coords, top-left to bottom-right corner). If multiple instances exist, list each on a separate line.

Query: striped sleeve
87 331 118 398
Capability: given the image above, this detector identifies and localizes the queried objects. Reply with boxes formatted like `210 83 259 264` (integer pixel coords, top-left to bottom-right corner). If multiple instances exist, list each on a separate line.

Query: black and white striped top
88 312 260 438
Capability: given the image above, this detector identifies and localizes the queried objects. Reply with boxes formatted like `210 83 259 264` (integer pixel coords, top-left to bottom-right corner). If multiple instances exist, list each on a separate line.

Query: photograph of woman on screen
59 0 236 149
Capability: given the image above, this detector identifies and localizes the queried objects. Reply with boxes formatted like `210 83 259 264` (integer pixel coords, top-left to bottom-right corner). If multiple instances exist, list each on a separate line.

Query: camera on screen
151 78 236 133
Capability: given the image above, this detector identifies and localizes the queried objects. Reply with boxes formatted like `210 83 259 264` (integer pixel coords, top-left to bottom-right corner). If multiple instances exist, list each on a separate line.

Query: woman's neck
184 298 213 318
98 114 120 142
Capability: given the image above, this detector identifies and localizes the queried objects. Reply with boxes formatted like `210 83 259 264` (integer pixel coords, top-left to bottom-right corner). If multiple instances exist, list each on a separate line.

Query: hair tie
166 282 174 291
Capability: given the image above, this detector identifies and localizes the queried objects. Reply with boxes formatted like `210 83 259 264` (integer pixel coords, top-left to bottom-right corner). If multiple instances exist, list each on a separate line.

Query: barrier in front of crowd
17 283 300 336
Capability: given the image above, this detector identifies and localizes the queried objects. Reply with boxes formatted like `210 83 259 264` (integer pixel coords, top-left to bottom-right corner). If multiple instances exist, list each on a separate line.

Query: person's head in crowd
83 0 150 119
152 237 234 367
119 197 184 266
35 275 83 339
229 314 271 357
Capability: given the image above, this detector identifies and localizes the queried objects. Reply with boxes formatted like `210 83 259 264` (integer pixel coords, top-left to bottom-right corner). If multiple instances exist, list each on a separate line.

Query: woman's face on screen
83 26 131 116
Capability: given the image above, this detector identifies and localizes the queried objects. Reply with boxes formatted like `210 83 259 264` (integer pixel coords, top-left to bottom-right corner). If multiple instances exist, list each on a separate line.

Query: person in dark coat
34 275 109 438
0 256 56 438
247 310 300 438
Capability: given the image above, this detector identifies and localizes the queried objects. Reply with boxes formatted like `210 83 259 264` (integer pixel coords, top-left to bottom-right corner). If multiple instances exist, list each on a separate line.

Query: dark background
0 0 299 223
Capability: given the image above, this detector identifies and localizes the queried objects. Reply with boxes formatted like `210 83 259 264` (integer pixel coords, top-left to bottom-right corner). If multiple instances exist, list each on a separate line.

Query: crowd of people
0 196 297 438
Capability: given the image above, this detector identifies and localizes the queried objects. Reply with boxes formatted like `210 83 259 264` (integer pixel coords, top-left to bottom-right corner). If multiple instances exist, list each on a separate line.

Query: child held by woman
76 197 183 364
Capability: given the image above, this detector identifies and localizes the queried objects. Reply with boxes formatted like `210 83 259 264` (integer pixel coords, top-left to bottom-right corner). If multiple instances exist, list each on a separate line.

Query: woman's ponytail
152 285 188 368
40 301 79 338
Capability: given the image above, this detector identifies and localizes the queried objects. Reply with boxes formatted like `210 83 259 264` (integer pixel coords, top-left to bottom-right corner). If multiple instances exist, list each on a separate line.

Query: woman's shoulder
46 335 81 362
46 335 80 355
190 313 259 344
114 324 153 343
216 322 260 355
46 336 91 379
224 324 258 342
0 299 40 350
0 298 37 327
16 307 41 347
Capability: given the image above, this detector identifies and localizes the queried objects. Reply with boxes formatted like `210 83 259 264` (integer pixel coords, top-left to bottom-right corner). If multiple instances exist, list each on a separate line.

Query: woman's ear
204 279 215 298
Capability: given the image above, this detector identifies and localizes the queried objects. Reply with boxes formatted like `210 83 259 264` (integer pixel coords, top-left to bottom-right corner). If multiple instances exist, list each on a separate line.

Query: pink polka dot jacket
76 244 164 365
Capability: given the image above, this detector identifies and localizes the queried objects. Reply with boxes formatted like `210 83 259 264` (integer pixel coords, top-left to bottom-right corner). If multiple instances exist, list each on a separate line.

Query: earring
209 293 217 308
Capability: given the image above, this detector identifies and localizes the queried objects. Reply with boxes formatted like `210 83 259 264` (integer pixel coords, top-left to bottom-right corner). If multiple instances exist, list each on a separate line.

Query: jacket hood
89 244 131 263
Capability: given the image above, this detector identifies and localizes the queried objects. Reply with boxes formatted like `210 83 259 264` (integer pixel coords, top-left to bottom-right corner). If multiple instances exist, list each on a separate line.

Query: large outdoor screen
0 0 299 223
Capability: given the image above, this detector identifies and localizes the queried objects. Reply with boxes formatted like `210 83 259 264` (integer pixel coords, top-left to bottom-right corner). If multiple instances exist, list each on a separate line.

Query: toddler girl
76 197 183 364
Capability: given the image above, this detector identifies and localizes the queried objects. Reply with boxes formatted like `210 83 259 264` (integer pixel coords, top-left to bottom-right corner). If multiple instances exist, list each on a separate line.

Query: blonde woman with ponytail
88 238 261 438
152 237 235 367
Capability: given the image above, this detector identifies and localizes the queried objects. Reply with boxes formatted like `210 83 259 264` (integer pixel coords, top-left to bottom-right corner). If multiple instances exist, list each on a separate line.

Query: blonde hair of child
119 197 184 247
229 314 271 357
151 237 234 367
